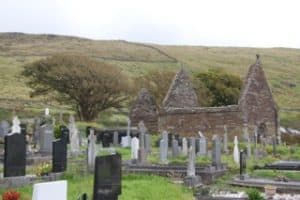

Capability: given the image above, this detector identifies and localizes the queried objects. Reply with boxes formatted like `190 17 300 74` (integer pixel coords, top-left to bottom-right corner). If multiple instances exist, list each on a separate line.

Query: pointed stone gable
239 55 277 124
129 88 158 133
162 69 198 108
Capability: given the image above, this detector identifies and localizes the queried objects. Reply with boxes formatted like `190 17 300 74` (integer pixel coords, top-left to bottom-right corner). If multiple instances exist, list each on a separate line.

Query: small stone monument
184 146 201 188
159 131 168 163
113 131 119 147
239 150 247 180
197 132 207 156
233 136 239 164
88 129 97 171
69 115 80 155
189 137 196 155
52 139 67 173
212 135 221 169
182 137 188 156
93 154 121 200
172 135 179 157
131 137 139 162
144 134 151 154
138 121 147 164
223 125 229 154
0 120 10 138
11 116 21 134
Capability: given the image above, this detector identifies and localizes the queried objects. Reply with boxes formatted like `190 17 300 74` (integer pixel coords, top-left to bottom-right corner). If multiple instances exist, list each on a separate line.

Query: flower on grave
2 190 20 200
34 162 52 176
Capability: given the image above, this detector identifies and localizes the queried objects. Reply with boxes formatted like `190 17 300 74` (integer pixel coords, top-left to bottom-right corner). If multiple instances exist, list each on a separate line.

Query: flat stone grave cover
4 133 26 177
93 154 121 200
52 139 67 173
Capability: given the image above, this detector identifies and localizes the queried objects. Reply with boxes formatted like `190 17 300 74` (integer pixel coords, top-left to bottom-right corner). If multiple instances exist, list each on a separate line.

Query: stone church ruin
130 55 278 139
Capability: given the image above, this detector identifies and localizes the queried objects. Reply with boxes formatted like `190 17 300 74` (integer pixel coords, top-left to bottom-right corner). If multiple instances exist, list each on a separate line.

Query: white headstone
32 180 67 200
121 136 130 147
233 136 239 164
11 116 21 134
131 137 139 160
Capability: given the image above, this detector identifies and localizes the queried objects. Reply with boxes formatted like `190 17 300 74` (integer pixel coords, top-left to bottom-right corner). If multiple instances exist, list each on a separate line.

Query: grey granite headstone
52 139 67 173
172 136 179 157
160 131 168 163
212 135 221 168
198 137 207 156
223 125 229 154
93 154 121 200
144 134 151 154
4 133 26 177
189 137 196 155
182 137 188 156
39 124 54 154
113 131 119 147
184 145 201 188
138 121 147 164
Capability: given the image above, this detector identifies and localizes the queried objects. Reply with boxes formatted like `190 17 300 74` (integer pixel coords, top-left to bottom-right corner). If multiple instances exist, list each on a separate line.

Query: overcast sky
1 0 300 48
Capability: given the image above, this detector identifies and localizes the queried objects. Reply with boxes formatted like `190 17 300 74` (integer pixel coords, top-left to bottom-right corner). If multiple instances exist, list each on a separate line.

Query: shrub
2 190 20 200
246 189 264 200
34 162 52 176
54 125 61 139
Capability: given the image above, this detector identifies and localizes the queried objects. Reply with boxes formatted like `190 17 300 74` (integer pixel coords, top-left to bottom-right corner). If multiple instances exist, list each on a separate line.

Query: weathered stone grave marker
212 135 221 169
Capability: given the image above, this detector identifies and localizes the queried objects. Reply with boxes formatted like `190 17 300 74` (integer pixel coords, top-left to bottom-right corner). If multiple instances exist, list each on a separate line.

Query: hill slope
0 32 299 109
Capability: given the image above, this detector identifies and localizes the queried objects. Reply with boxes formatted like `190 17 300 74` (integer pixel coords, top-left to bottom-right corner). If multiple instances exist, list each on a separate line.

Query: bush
34 162 51 176
246 189 264 200
54 125 61 139
2 190 20 200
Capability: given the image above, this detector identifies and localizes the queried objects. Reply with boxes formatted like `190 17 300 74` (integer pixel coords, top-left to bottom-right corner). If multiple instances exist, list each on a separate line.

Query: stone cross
233 136 239 164
212 135 221 168
182 137 188 156
88 129 97 171
131 137 139 161
223 125 229 153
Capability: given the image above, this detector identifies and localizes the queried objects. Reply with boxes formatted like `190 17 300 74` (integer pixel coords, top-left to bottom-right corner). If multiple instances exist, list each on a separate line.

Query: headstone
32 180 67 200
69 116 80 155
247 137 251 158
121 136 129 147
33 118 41 146
223 125 229 154
52 139 67 172
131 137 139 161
88 129 97 171
198 135 207 156
159 131 168 163
189 137 196 155
168 133 173 148
233 136 239 164
211 135 221 168
239 150 247 180
184 145 201 188
113 131 119 147
60 125 70 144
4 133 26 177
20 123 27 135
182 137 188 156
11 116 21 134
138 121 147 164
93 154 121 200
0 120 10 138
126 118 131 147
39 124 54 154
172 135 179 157
45 108 50 116
102 133 111 148
144 134 151 154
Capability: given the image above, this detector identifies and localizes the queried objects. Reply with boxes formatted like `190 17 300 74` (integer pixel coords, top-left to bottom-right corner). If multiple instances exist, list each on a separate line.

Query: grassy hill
0 32 299 117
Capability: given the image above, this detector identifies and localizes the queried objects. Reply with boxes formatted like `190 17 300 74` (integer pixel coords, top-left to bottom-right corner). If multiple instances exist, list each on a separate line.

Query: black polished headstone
4 133 26 177
102 133 112 148
52 139 67 172
60 125 70 144
93 154 121 200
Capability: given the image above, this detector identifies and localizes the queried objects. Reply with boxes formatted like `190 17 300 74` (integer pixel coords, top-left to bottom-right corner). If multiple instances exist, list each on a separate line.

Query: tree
194 69 242 106
134 70 175 107
22 54 131 121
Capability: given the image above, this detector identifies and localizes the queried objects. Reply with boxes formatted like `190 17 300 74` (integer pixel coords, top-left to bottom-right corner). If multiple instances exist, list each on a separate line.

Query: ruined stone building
130 56 278 139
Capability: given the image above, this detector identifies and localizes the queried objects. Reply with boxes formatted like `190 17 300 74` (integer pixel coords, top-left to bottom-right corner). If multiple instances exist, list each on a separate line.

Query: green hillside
0 32 299 111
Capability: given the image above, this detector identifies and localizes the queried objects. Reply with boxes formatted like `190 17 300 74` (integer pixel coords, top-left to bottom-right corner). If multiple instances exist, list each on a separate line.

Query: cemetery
0 37 299 199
